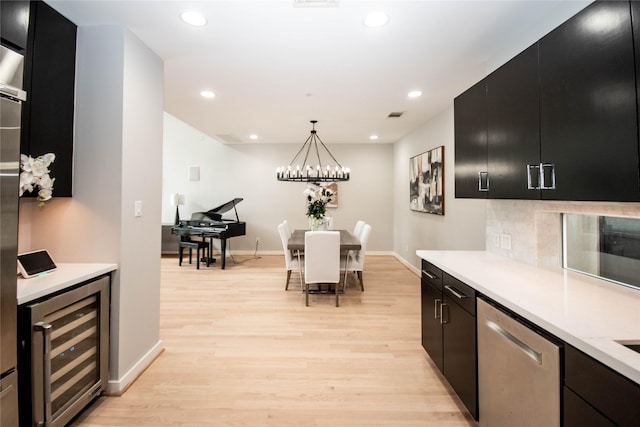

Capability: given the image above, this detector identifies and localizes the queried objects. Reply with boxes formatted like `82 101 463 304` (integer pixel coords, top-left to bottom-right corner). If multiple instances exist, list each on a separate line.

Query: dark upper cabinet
454 79 487 199
539 0 639 201
486 43 540 199
21 1 76 197
0 1 30 51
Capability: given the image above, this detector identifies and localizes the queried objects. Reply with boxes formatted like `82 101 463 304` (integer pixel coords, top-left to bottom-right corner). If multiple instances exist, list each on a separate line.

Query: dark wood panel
563 386 615 427
442 294 477 420
0 1 30 51
421 280 443 372
539 1 639 201
454 79 487 199
22 1 76 197
565 345 640 427
487 43 540 199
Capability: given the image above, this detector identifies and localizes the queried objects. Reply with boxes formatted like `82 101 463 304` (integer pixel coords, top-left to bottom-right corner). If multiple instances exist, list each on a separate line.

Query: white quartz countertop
17 263 118 305
416 250 640 386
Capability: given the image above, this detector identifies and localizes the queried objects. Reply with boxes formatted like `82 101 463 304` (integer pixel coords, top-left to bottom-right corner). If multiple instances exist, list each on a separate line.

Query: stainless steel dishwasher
477 298 561 427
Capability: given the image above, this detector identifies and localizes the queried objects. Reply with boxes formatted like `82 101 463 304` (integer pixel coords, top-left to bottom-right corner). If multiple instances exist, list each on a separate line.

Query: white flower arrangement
20 153 56 207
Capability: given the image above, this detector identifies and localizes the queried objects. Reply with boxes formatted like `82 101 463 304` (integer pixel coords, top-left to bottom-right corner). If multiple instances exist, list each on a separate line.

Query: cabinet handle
527 164 540 190
478 172 489 192
444 285 468 299
422 270 436 280
440 303 449 324
0 383 14 399
34 322 53 424
540 163 556 190
434 298 441 320
486 319 542 364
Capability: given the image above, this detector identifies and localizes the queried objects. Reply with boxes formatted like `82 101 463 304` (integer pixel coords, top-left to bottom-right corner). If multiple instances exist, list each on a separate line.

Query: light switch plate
134 200 142 217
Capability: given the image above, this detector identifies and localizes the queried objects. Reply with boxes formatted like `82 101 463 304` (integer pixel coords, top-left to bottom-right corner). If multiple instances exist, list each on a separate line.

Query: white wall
392 106 487 271
18 25 164 393
162 113 394 254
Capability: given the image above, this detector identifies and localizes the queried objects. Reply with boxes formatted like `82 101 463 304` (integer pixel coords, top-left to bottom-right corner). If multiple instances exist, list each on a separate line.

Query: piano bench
178 239 209 269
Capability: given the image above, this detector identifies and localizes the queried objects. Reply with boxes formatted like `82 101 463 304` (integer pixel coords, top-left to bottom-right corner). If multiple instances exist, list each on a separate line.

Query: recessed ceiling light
249 134 258 140
408 90 423 98
364 12 389 28
200 90 215 99
370 135 379 141
180 10 207 27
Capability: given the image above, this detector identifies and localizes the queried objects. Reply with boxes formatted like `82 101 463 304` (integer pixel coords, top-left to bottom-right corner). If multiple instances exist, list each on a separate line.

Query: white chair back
353 220 366 238
282 220 292 239
353 224 371 266
304 231 340 284
277 222 294 266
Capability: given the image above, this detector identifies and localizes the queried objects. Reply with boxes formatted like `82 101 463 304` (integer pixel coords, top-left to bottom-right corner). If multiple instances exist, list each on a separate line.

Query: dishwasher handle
486 319 543 364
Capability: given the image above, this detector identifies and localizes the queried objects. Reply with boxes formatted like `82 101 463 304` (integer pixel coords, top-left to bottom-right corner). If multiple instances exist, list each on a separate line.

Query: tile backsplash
486 200 640 268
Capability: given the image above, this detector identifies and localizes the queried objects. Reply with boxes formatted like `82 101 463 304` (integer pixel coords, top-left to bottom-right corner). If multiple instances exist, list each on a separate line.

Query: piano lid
208 198 243 214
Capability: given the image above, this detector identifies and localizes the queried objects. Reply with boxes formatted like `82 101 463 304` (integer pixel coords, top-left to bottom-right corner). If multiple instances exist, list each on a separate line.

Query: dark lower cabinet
21 1 76 197
420 260 477 420
564 345 640 427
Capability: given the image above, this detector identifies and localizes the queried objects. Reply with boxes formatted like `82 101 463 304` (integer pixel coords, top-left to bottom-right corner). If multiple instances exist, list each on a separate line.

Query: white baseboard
106 340 164 395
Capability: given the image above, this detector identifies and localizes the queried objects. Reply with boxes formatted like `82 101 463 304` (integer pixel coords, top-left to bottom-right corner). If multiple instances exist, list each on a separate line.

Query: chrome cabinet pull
34 322 53 423
527 164 540 190
422 270 436 280
440 303 449 324
478 171 489 192
434 298 441 320
444 285 468 299
486 319 542 364
540 163 556 190
0 383 14 399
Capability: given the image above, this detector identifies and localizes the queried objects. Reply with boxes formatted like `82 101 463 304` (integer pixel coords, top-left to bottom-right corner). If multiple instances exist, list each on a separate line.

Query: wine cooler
18 275 110 427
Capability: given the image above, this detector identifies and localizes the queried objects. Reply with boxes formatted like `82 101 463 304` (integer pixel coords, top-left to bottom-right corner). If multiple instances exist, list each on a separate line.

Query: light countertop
416 250 640 386
17 263 118 305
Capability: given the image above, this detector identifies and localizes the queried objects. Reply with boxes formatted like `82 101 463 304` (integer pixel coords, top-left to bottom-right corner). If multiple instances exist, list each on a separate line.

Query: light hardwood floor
73 254 476 426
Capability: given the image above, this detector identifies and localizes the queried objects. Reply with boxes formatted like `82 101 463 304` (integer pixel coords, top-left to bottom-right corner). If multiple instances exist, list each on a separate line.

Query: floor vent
388 111 404 118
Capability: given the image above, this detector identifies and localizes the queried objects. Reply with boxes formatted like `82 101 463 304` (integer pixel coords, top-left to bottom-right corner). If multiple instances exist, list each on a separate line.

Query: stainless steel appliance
19 276 110 427
1 44 27 427
477 298 561 427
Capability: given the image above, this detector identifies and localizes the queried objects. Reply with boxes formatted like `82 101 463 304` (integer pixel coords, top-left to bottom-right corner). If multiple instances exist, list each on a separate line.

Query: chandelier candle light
276 120 350 182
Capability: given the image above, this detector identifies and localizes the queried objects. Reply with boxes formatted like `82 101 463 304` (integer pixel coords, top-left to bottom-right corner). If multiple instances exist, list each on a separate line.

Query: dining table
287 229 361 252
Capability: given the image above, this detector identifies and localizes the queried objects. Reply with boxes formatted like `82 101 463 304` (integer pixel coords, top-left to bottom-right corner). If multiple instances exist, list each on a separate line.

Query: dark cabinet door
487 43 540 199
441 276 477 420
420 280 443 371
21 1 76 197
539 1 639 201
454 79 487 198
0 1 30 51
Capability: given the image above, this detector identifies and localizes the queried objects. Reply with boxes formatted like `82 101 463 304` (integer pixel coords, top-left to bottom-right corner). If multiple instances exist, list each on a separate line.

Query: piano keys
171 198 246 269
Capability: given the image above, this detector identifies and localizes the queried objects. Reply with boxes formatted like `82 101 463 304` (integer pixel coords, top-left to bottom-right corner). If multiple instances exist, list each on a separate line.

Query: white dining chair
353 220 366 239
282 220 292 239
304 231 341 307
277 222 303 290
341 223 371 291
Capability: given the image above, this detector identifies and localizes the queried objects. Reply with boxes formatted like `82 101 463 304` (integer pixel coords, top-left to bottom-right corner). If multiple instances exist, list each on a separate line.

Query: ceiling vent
388 112 405 118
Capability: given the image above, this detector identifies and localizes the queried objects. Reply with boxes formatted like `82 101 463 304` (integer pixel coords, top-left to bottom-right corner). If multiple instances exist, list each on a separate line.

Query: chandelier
276 120 350 182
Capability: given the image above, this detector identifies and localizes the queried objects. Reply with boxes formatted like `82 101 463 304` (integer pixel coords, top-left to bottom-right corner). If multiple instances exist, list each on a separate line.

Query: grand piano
171 198 246 269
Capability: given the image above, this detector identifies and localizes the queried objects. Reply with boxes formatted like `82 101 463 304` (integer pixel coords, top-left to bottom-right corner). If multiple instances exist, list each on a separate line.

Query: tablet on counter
17 249 57 278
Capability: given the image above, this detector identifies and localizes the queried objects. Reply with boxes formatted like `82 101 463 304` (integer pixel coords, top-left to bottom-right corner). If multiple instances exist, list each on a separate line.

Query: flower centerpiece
304 185 333 230
19 153 56 207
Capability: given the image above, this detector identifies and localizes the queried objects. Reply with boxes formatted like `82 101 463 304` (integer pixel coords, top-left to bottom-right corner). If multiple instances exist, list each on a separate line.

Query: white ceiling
47 0 591 145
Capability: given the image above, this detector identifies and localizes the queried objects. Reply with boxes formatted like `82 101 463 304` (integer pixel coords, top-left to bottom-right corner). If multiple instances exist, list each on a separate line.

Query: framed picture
410 146 444 215
307 182 338 208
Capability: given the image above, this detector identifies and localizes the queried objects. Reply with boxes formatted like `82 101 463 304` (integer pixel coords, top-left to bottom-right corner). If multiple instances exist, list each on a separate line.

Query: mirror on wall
563 213 640 290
